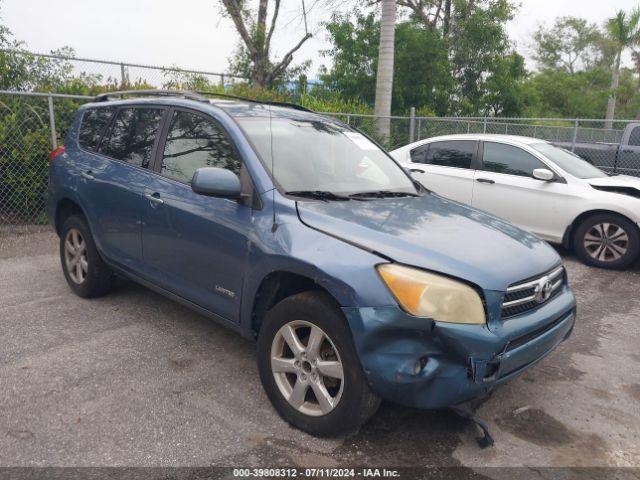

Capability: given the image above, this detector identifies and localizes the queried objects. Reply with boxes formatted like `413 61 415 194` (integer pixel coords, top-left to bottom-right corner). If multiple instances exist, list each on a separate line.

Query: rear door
407 140 478 204
76 105 166 270
141 108 253 322
472 141 568 242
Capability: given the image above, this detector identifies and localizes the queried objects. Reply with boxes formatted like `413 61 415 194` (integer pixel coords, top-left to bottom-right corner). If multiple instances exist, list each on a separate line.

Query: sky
2 0 638 78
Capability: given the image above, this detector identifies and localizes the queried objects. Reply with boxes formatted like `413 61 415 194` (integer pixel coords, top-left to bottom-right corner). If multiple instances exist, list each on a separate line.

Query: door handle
476 178 495 184
81 171 95 181
145 192 164 205
410 168 426 174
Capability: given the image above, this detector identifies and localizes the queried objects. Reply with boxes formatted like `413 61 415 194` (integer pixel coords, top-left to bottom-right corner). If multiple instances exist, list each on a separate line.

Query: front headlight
377 264 486 324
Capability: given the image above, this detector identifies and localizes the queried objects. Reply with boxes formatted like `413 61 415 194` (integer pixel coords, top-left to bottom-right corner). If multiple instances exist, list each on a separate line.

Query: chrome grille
501 266 565 318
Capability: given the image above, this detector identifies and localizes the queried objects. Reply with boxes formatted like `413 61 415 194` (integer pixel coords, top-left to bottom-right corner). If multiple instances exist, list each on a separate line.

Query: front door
142 108 252 322
407 140 477 205
472 141 568 242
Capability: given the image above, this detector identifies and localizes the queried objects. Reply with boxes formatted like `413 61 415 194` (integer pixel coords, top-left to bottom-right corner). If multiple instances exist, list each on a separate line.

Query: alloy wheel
270 320 344 417
583 222 629 263
64 228 88 284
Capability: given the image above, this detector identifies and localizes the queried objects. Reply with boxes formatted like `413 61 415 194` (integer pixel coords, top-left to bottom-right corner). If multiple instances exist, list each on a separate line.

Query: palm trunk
605 51 622 129
374 0 396 143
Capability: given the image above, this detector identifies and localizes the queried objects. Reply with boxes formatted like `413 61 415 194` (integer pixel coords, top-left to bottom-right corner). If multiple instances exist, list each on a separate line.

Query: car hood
296 194 560 292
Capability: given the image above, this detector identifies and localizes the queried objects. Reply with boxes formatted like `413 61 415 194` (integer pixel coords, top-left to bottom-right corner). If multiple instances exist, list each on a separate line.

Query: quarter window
424 140 475 169
410 144 430 164
99 108 164 168
161 111 241 184
78 107 115 152
482 142 545 177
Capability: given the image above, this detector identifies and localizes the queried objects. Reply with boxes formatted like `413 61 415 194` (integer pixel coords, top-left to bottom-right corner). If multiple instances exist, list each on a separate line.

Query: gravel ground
1 229 639 477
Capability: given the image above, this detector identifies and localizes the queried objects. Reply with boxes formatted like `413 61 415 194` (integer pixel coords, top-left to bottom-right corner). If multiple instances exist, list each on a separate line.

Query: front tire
574 213 640 269
257 291 380 437
60 215 113 297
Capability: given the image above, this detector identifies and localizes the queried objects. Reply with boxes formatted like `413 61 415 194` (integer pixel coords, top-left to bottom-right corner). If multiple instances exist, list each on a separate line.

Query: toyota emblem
534 276 554 304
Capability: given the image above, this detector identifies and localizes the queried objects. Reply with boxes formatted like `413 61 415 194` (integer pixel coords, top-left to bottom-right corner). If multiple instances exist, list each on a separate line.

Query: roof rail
94 89 209 103
196 91 314 113
92 88 314 113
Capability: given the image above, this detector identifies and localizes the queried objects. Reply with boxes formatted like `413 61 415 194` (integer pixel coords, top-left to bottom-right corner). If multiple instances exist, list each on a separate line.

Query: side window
99 107 164 168
425 140 475 169
160 110 241 184
410 144 430 164
78 107 114 152
482 142 545 177
628 126 640 147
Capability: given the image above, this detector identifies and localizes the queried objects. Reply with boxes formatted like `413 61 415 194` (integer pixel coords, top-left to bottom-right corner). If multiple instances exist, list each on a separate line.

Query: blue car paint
48 97 577 410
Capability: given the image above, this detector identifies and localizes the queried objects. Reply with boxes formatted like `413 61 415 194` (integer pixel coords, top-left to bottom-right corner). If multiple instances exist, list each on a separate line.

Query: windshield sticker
343 131 379 151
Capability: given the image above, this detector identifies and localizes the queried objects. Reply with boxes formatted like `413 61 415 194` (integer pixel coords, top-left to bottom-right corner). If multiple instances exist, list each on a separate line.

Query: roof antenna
269 104 278 232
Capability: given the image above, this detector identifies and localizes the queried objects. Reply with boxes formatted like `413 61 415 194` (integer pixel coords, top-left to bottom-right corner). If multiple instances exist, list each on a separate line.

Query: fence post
120 63 127 88
571 119 579 152
346 114 350 125
483 116 487 133
220 73 225 88
417 118 422 140
409 107 416 144
48 94 57 149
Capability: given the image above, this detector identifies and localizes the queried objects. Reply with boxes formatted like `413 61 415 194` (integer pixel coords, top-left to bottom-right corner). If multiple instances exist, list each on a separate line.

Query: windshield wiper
285 190 351 201
348 190 419 199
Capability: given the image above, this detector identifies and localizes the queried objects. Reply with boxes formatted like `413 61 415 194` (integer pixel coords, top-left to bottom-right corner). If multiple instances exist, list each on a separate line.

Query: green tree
319 13 452 114
532 17 602 73
604 7 640 126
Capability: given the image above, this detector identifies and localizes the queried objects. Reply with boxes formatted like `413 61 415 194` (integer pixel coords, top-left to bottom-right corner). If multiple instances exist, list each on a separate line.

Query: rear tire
574 213 640 269
257 291 380 437
60 215 113 297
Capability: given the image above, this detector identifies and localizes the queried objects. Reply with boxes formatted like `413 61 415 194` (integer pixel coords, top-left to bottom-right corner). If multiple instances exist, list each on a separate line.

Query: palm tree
604 8 640 128
374 0 396 142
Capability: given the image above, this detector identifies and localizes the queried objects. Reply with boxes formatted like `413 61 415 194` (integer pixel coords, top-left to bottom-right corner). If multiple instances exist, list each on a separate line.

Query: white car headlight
377 264 486 325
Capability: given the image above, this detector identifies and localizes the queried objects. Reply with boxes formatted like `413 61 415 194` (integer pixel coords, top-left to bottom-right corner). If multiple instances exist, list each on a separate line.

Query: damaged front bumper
342 285 576 409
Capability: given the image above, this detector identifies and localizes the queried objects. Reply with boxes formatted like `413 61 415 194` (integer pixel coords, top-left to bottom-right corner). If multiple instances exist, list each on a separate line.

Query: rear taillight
48 146 65 163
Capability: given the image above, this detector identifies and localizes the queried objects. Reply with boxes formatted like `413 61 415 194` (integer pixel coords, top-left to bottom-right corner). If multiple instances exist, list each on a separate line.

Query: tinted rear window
78 107 115 151
99 108 164 168
425 140 476 169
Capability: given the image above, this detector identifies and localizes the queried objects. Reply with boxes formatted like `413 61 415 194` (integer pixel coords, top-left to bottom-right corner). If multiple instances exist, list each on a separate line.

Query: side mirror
191 167 241 198
532 168 555 182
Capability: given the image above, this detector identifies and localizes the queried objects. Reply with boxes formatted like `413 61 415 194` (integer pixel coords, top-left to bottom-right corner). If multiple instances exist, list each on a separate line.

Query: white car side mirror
533 168 555 182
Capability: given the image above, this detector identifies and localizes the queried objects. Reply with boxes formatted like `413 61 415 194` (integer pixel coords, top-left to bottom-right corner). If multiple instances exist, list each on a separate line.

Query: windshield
237 116 417 195
531 143 608 179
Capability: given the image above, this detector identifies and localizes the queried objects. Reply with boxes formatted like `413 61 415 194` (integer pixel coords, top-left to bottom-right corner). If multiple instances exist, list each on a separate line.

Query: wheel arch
249 270 342 338
563 209 640 249
54 197 87 236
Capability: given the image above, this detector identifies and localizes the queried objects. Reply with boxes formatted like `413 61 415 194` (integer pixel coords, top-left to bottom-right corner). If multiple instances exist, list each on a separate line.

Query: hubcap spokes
271 321 344 417
584 223 629 262
64 229 88 284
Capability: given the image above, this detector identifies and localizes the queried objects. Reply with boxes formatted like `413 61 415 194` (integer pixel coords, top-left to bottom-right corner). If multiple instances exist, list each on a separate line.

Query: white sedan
390 134 640 269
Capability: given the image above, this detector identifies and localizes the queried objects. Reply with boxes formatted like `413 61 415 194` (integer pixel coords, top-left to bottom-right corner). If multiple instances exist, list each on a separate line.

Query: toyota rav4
47 90 577 437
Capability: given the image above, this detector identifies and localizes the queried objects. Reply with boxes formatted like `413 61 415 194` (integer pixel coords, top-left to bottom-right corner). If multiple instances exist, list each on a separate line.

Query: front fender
238 206 397 336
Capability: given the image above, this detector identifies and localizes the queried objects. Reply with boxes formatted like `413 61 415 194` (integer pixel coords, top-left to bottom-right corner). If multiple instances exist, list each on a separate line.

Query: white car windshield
238 116 417 196
532 143 608 179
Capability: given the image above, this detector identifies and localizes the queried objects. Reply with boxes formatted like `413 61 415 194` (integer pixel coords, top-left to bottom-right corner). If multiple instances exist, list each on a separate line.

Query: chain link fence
1 50 248 89
1 88 638 226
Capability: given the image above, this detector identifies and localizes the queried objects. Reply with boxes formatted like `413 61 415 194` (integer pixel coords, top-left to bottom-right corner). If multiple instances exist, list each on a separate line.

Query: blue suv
48 90 576 437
